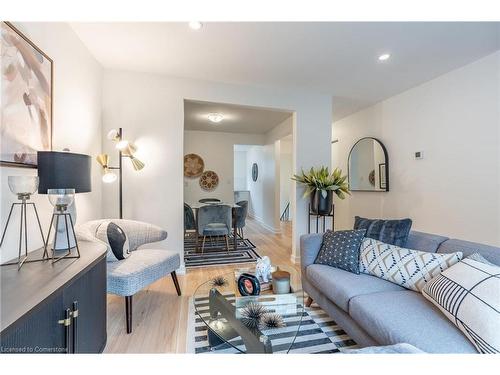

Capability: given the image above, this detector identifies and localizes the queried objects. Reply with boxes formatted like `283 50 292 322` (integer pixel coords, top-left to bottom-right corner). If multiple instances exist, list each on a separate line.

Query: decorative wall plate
252 163 258 182
199 170 219 191
184 153 204 177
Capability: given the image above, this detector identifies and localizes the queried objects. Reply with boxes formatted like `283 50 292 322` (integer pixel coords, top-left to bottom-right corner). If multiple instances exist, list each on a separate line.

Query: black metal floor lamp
96 128 145 219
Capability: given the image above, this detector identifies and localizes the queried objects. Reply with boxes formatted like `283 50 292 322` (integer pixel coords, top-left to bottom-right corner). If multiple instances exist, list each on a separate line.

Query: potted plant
292 167 350 215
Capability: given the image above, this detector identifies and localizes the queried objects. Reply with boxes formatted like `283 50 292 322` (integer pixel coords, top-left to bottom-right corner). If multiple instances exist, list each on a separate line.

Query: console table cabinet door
0 292 66 354
63 257 107 353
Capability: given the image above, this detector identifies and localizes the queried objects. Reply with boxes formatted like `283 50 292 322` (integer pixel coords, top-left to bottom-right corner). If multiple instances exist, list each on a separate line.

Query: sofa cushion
437 239 500 266
406 231 448 253
349 290 477 353
359 238 462 292
354 216 412 247
305 264 405 312
422 258 500 354
314 229 366 274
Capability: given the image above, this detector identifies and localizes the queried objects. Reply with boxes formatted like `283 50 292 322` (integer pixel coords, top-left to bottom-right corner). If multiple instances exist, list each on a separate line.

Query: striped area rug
187 295 357 354
184 235 261 268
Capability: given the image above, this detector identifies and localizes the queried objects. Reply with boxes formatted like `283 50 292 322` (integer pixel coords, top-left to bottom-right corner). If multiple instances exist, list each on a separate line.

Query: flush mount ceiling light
207 113 224 123
189 21 203 30
378 53 391 61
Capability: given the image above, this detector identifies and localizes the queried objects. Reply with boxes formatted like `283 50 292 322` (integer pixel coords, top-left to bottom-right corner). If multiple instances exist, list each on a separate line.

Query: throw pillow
95 221 131 261
354 216 412 247
466 252 495 266
359 237 462 292
314 229 367 274
422 258 500 353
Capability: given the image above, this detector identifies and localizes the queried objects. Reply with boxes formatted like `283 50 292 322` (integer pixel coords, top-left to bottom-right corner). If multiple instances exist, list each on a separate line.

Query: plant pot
310 190 333 215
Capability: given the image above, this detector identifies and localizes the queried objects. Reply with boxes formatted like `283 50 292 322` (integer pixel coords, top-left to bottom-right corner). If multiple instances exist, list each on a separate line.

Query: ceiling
184 100 292 134
71 22 500 120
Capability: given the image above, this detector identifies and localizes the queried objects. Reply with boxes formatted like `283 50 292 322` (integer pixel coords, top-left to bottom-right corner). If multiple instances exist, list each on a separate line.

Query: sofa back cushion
437 238 500 266
359 238 462 292
354 216 412 247
406 231 449 253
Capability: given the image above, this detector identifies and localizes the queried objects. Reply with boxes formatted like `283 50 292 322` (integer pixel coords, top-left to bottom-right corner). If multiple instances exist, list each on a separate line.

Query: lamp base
44 211 81 264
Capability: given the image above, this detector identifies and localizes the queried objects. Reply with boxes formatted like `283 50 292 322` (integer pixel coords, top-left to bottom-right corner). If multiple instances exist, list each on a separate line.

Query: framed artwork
1 22 53 168
379 163 387 189
252 163 258 182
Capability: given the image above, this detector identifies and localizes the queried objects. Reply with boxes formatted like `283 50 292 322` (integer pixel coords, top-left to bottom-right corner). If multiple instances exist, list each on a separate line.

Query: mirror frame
347 137 389 192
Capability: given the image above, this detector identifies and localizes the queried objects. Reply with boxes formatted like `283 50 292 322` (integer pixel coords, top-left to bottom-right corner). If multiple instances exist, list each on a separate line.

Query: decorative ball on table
211 275 228 288
260 313 286 329
240 302 268 330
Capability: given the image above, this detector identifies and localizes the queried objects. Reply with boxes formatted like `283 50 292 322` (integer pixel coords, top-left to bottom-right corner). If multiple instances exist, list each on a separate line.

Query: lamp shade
37 151 92 194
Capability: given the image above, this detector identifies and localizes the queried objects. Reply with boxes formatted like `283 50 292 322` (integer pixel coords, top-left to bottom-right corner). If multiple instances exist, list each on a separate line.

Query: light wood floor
104 218 298 353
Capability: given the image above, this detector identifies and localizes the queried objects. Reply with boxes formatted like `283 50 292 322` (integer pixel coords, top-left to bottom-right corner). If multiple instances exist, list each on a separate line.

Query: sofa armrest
300 233 324 275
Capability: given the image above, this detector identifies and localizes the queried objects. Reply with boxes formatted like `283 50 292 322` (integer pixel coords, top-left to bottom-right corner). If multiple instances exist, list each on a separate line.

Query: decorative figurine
255 256 272 282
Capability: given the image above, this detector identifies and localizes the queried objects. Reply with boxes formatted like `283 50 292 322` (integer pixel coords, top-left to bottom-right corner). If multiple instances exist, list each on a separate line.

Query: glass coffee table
193 266 304 354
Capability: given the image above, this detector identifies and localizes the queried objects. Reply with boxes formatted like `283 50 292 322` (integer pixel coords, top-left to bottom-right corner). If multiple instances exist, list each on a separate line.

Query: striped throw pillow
422 258 500 354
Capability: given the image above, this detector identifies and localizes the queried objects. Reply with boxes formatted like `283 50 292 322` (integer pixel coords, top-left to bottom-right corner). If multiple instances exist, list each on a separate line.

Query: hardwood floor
103 218 298 353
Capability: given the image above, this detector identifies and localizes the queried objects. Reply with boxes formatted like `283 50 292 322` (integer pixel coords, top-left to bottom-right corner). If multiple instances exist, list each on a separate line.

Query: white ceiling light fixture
378 53 391 61
207 113 224 123
189 21 203 30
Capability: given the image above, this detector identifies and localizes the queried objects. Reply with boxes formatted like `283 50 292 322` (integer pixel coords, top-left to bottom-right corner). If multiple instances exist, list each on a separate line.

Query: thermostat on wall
415 151 424 160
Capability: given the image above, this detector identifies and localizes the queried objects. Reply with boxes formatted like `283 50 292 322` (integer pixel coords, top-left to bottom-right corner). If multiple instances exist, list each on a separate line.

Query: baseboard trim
290 254 301 264
248 213 281 234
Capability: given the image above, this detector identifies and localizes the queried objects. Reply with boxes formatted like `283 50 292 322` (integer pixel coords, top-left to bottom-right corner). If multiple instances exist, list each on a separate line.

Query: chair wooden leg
125 295 133 334
171 271 182 296
195 232 199 252
201 236 206 253
225 234 229 251
305 296 313 307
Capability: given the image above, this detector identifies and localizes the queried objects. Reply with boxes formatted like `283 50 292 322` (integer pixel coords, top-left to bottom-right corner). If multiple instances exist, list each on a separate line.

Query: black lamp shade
37 151 92 194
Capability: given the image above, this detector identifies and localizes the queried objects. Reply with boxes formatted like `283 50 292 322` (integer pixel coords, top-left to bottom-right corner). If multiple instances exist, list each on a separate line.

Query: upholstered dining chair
184 203 196 236
76 219 181 334
233 200 248 239
196 205 232 253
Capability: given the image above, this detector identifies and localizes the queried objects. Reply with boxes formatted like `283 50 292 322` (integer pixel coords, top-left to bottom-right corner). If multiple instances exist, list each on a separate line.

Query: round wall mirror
251 163 258 182
348 137 389 192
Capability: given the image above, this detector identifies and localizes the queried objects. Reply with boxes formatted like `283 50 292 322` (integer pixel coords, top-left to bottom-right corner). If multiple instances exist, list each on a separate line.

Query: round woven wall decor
184 153 205 177
199 170 219 191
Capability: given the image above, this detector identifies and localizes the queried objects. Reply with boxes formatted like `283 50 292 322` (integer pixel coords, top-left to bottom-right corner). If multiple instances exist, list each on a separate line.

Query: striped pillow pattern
359 238 462 292
422 258 500 354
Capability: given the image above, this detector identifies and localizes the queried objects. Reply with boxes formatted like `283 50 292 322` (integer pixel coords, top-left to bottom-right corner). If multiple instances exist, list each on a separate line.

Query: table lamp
37 151 91 262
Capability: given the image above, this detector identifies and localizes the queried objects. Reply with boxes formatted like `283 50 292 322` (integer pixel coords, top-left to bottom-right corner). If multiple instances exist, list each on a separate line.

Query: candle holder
0 176 46 269
44 189 80 263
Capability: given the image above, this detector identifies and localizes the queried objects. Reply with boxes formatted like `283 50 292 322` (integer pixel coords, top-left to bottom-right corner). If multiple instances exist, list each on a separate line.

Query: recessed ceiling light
378 53 391 61
189 21 203 30
207 113 224 123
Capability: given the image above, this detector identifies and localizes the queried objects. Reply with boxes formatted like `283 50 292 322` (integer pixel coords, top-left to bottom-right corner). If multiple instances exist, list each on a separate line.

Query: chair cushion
314 229 366 274
107 249 180 296
349 290 477 353
202 223 229 235
305 264 404 312
354 216 412 247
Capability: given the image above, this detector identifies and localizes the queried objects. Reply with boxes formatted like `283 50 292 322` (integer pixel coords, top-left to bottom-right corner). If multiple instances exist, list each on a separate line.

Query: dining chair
184 203 196 236
196 204 232 253
233 200 248 239
199 198 221 203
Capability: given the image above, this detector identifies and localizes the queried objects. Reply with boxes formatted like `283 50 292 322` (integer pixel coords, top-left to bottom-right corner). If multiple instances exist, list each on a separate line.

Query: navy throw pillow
354 216 412 247
96 221 131 261
314 229 367 274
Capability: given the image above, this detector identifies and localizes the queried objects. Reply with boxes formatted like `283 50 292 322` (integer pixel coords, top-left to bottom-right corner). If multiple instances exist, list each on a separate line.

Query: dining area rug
184 235 261 268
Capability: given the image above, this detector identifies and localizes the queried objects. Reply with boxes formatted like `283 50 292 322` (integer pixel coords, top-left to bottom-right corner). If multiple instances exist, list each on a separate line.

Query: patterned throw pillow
467 252 495 266
315 229 367 274
422 258 500 353
354 216 412 247
95 221 131 262
359 238 462 292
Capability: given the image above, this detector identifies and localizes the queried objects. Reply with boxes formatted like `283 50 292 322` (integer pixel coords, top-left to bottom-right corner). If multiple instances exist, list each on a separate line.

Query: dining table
188 201 241 252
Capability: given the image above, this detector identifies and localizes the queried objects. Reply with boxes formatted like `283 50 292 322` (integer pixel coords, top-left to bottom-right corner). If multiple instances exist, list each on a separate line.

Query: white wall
233 150 248 191
183 130 263 203
333 51 500 246
102 70 332 266
279 139 293 220
0 22 103 262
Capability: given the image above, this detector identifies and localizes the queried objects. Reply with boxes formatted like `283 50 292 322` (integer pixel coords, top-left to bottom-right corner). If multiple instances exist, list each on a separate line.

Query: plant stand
307 204 334 234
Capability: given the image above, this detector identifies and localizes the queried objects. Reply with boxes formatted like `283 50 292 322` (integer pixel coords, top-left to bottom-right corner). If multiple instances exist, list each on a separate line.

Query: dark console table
0 241 107 353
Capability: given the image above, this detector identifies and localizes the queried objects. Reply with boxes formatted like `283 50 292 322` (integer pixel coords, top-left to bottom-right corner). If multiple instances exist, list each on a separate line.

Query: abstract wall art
1 22 53 168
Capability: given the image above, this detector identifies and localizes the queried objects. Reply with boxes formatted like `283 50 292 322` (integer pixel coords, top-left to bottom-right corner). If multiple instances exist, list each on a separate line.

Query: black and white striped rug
184 235 261 268
187 296 357 354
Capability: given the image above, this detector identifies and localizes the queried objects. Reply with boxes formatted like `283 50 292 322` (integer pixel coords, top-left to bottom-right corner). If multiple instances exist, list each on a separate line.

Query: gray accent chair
184 203 196 235
76 219 181 334
196 205 232 253
300 230 500 353
233 200 248 238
